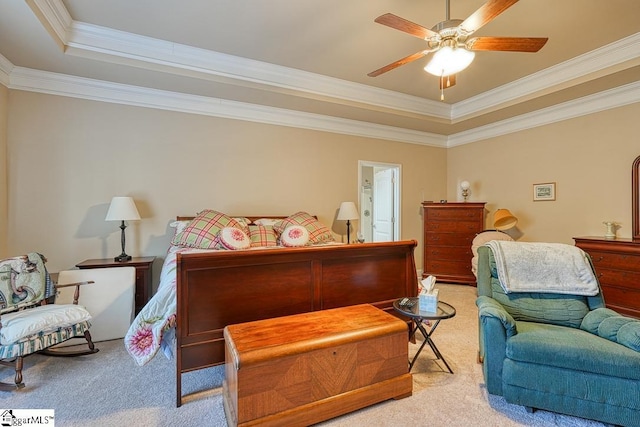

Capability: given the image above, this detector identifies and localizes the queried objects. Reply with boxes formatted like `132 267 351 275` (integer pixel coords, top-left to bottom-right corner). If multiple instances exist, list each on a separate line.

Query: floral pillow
215 227 251 250
172 210 244 249
280 225 310 247
248 224 278 247
273 211 335 244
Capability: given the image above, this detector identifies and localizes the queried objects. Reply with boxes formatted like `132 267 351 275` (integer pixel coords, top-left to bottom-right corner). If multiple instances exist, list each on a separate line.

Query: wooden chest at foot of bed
223 304 412 427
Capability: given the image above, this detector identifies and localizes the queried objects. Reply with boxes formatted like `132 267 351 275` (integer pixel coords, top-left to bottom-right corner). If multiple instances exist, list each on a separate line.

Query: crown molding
8 66 448 147
8 2 640 147
0 54 12 87
66 19 450 120
25 0 72 51
448 80 640 147
452 33 640 120
26 0 640 124
8 62 637 149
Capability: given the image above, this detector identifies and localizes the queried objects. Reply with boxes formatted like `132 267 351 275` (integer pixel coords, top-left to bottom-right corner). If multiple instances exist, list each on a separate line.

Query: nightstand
76 257 155 315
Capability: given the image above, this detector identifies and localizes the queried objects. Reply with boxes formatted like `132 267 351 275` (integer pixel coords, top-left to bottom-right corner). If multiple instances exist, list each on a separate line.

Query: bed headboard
176 215 314 223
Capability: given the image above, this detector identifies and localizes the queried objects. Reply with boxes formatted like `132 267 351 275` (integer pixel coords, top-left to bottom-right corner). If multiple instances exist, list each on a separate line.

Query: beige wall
7 88 638 283
0 84 9 258
0 84 7 257
6 90 447 278
447 103 640 244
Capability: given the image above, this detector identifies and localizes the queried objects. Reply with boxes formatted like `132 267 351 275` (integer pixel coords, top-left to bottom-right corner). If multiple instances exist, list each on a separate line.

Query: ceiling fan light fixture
424 45 475 77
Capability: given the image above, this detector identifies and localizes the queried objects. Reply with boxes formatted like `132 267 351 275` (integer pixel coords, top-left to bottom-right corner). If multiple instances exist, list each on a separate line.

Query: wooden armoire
422 201 486 285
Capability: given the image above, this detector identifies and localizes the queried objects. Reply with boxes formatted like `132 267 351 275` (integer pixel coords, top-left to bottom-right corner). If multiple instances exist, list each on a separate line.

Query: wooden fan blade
459 0 519 35
467 37 548 52
374 13 439 40
368 50 429 77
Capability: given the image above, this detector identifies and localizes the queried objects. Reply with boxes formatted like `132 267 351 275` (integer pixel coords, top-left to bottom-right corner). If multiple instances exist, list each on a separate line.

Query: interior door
360 186 373 242
372 167 394 241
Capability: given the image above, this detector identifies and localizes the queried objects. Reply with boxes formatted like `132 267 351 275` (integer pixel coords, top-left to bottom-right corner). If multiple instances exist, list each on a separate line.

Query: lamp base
114 254 132 262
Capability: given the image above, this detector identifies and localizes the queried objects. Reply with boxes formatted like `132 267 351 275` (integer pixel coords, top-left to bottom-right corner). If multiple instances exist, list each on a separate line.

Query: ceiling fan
368 0 548 96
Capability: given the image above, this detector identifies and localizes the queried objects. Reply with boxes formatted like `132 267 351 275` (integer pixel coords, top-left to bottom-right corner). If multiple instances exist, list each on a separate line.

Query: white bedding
125 245 198 366
124 242 341 366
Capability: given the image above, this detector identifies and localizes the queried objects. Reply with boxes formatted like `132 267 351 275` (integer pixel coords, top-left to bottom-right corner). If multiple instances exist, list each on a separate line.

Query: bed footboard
175 240 418 406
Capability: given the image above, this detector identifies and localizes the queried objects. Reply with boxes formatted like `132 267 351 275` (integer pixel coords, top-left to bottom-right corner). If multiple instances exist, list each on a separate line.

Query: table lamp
337 201 359 244
105 196 140 262
494 208 518 231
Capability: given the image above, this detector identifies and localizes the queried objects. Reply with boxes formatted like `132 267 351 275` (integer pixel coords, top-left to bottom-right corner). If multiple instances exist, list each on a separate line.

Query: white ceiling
1 0 639 146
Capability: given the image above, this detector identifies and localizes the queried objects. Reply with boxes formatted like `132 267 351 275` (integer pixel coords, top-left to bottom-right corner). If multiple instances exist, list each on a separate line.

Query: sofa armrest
476 246 493 297
476 295 516 396
477 295 517 337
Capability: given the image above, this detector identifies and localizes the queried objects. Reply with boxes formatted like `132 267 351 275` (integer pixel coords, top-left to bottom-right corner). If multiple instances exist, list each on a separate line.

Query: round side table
393 297 456 373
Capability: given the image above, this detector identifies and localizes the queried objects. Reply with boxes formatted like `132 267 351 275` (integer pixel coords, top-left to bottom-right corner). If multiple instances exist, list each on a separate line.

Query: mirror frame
633 155 640 241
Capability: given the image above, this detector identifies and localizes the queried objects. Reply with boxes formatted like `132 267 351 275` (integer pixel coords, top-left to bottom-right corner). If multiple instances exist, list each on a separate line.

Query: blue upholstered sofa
476 245 640 426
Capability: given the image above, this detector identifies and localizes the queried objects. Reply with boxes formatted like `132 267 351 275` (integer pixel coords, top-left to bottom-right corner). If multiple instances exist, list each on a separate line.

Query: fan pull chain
439 73 454 101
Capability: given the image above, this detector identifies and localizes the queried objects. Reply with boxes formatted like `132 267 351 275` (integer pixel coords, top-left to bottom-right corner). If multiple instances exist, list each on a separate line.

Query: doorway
358 161 401 242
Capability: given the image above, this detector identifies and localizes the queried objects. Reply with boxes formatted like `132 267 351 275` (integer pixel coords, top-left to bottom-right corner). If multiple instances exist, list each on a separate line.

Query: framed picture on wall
533 182 556 201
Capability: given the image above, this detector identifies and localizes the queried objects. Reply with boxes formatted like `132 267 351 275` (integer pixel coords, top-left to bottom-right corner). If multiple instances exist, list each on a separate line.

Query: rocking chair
0 253 98 390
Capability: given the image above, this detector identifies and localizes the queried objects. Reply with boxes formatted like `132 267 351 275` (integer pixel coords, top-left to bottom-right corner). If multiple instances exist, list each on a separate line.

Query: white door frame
358 160 401 242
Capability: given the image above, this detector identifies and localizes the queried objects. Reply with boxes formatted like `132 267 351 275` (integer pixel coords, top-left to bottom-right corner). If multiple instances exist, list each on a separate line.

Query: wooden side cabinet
76 257 155 315
422 202 486 285
574 236 640 319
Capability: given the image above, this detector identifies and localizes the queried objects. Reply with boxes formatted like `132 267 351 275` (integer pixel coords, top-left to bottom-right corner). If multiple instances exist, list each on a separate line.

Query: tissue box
418 289 439 312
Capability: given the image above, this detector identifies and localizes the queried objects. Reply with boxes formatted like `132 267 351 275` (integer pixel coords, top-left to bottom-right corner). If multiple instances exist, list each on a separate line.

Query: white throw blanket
485 241 599 295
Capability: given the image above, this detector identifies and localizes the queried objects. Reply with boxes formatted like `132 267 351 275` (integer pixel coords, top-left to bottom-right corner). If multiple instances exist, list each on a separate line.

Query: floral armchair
0 253 98 390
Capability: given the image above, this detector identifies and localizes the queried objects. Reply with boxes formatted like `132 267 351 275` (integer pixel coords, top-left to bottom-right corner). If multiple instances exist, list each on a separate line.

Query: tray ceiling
0 0 638 146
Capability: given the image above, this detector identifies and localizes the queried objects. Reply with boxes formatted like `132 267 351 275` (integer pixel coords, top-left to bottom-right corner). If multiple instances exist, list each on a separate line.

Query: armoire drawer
426 221 482 233
425 245 472 261
600 284 640 316
588 251 640 271
427 208 482 221
595 268 640 289
425 233 475 247
425 259 473 276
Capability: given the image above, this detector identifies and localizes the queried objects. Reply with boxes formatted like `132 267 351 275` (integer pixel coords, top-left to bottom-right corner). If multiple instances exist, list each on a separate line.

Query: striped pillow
273 211 334 244
172 210 243 249
248 224 278 247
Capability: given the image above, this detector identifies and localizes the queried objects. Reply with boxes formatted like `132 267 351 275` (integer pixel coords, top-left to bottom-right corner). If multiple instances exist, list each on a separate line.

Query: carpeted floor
0 284 611 426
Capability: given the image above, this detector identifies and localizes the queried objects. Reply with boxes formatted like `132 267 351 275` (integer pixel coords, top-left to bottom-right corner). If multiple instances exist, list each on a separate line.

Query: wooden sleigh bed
175 239 418 406
124 212 418 407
